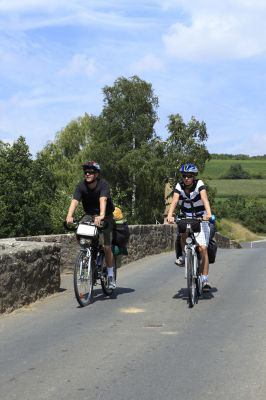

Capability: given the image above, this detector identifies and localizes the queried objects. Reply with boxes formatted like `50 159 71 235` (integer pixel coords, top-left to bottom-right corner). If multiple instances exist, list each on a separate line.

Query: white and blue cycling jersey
174 179 207 217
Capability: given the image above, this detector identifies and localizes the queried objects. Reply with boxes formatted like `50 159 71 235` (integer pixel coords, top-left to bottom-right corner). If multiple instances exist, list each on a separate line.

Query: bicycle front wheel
187 249 197 308
100 254 117 296
74 250 93 307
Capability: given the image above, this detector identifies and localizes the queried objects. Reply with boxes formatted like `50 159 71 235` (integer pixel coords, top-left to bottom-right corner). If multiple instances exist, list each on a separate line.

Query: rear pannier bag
112 222 130 247
208 239 217 264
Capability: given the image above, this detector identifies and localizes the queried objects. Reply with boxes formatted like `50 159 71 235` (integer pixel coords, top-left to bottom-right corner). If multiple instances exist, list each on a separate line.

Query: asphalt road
1 246 266 400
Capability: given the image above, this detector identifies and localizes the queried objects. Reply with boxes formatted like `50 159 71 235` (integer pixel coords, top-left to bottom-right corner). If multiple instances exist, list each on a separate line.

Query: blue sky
1 0 266 156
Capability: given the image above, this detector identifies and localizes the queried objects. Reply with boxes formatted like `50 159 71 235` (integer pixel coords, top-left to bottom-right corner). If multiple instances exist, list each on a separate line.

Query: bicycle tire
100 254 117 296
195 252 202 297
73 250 93 307
187 249 197 307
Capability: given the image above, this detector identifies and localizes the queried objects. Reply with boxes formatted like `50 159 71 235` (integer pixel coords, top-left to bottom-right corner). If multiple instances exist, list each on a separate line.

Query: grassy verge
217 219 266 242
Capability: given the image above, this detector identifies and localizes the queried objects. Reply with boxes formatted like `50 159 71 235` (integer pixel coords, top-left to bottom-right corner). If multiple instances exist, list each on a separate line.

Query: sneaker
202 282 211 293
107 276 116 289
175 256 185 266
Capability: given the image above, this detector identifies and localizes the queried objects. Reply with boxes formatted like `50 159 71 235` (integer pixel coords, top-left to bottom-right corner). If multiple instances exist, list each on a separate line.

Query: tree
221 164 251 179
0 137 56 238
88 75 163 223
164 114 210 187
38 114 97 231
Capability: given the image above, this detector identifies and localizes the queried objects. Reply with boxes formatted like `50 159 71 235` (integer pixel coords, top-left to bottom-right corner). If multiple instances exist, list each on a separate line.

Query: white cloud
59 54 96 77
131 54 164 73
163 13 266 61
160 0 266 62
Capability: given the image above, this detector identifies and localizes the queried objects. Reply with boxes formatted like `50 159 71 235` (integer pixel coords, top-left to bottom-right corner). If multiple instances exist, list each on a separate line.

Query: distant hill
210 153 266 160
203 157 266 202
203 158 266 180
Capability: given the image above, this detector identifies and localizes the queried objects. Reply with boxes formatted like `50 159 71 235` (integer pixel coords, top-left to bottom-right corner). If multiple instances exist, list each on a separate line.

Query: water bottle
209 214 216 224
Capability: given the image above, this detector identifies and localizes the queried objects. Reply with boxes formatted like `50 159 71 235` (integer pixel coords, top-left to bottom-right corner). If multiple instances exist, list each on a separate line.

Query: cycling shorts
194 221 210 247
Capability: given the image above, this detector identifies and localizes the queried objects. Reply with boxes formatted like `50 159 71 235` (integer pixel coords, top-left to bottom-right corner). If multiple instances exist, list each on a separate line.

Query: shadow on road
173 286 218 304
75 287 135 307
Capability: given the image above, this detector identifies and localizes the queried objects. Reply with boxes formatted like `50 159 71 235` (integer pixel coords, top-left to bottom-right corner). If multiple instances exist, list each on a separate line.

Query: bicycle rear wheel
187 249 197 307
100 254 117 296
74 250 93 306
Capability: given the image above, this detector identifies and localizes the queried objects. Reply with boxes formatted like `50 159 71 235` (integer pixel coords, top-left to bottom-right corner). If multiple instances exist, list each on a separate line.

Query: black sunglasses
182 174 194 179
84 170 97 175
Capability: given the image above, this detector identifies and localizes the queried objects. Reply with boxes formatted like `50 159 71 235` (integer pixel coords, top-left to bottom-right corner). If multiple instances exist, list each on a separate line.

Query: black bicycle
65 217 117 307
177 216 205 308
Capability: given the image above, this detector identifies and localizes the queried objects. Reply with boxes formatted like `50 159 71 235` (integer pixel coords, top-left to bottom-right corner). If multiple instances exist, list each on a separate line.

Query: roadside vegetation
0 75 210 238
204 156 266 238
217 219 265 243
1 76 265 239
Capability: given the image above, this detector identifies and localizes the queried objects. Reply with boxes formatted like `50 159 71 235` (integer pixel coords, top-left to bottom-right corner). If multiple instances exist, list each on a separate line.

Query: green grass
203 159 266 179
217 219 266 242
206 179 266 198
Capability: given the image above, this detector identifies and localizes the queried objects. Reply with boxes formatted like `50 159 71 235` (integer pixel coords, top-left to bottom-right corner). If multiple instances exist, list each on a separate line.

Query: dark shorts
100 215 114 247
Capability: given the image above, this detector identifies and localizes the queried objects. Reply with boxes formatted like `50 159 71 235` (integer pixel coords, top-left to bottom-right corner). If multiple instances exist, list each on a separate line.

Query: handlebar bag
178 219 201 233
76 223 98 238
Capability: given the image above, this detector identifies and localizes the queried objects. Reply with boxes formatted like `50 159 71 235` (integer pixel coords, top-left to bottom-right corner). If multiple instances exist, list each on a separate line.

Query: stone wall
214 232 242 249
0 239 60 313
0 224 239 314
15 224 177 271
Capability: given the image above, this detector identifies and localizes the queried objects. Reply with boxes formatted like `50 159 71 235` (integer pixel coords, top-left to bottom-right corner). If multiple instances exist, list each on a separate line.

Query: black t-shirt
73 178 114 216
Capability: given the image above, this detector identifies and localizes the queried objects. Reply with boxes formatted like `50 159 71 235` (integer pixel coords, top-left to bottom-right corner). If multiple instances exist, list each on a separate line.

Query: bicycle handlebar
64 218 108 232
176 214 216 224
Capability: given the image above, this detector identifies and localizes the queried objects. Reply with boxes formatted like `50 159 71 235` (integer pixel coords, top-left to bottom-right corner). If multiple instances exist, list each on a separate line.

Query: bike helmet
179 163 198 175
82 161 100 172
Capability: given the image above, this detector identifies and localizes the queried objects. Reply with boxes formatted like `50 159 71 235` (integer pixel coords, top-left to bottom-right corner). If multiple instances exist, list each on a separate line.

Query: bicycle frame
71 218 117 307
177 217 203 308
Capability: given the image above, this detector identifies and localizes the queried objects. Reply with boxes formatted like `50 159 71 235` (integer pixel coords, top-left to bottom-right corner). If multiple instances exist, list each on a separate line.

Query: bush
216 195 266 233
220 164 251 179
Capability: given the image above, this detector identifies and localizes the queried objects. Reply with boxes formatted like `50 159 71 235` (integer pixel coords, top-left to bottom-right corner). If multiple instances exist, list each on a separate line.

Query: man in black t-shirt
66 161 116 289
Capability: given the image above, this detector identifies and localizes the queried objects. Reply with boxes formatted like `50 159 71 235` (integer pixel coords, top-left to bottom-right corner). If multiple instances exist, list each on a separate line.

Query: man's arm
167 192 179 223
66 199 79 224
94 196 107 226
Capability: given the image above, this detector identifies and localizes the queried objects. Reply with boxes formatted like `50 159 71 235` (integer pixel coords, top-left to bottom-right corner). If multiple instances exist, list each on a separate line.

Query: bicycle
176 215 214 308
65 217 117 307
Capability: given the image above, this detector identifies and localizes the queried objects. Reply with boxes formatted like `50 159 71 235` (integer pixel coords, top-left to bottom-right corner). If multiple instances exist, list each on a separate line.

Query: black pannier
178 218 201 233
208 239 217 264
112 222 130 247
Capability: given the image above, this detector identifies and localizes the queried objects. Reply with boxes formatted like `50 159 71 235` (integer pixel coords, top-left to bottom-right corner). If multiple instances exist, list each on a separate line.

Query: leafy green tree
164 114 210 188
88 75 163 223
0 137 56 238
38 114 97 231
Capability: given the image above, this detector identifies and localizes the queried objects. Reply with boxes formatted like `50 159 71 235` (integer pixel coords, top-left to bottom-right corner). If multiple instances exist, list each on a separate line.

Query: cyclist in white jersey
167 163 212 292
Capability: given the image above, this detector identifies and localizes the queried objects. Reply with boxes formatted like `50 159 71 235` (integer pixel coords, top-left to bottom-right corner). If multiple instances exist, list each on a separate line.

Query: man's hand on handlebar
94 215 105 227
66 216 74 225
167 215 175 224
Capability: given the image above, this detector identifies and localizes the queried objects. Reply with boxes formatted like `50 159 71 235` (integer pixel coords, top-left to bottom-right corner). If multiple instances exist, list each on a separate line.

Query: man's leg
104 245 113 269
